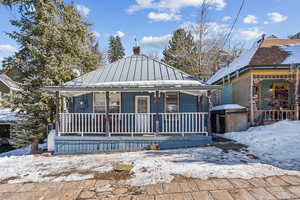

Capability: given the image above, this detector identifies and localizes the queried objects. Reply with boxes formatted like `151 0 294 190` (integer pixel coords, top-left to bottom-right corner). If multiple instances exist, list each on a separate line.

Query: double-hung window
94 92 120 113
165 92 179 113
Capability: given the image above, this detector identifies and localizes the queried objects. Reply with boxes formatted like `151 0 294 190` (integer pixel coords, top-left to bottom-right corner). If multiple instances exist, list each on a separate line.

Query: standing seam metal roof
64 54 201 86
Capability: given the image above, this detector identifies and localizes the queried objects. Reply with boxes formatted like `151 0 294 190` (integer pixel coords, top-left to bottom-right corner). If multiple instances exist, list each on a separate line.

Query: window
165 92 179 113
94 93 106 113
271 83 289 109
94 92 121 113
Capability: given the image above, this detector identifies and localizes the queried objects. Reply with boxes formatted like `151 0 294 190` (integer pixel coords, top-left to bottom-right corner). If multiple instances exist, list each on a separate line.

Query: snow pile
0 145 299 186
0 108 22 122
211 104 246 111
223 121 300 170
0 143 47 157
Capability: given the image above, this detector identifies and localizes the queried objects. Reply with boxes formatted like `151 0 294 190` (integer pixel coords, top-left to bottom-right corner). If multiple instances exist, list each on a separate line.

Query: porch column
105 91 110 136
250 74 254 125
155 90 160 136
295 67 299 120
55 91 60 136
207 90 212 135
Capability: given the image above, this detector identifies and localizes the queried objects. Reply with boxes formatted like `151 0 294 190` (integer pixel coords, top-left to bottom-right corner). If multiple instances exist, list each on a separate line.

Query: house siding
220 84 233 105
179 93 198 112
71 92 198 113
72 93 93 113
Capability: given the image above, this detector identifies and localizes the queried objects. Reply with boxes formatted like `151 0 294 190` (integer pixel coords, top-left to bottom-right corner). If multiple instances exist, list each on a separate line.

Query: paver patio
1 175 300 200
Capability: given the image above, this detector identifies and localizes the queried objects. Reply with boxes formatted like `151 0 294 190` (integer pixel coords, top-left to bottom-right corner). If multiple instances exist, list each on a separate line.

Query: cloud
76 4 90 17
263 21 269 25
222 16 232 22
115 31 125 38
140 34 172 48
91 31 101 38
243 14 258 24
127 0 226 14
0 44 16 53
148 12 181 21
267 12 288 23
236 27 264 40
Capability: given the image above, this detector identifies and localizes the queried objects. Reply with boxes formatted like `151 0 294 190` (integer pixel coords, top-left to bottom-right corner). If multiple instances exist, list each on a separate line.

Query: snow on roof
280 44 300 64
0 108 22 123
211 104 246 111
207 38 300 85
207 40 261 84
0 74 21 91
91 80 205 88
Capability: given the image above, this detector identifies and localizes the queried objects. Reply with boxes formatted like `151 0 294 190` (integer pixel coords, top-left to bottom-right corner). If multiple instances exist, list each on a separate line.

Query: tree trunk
30 141 39 154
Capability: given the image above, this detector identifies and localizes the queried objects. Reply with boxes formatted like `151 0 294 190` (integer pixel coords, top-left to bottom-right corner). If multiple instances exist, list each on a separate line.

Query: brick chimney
133 46 140 55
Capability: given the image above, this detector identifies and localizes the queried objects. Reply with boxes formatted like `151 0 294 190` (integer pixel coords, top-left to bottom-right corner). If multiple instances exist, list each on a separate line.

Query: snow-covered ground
0 146 299 186
223 121 300 170
0 121 299 186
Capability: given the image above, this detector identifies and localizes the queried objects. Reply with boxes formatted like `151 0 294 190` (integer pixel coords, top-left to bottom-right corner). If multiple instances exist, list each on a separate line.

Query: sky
0 0 299 67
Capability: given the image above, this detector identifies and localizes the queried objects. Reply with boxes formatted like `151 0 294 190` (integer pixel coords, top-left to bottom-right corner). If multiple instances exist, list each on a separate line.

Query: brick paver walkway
1 175 300 200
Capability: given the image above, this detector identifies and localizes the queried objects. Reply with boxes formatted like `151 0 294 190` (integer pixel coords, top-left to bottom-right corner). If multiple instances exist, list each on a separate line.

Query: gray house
45 47 219 154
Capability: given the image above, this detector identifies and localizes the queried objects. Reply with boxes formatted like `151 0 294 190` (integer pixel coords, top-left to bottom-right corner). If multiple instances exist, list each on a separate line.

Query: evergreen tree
1 0 101 151
162 28 197 74
107 35 125 63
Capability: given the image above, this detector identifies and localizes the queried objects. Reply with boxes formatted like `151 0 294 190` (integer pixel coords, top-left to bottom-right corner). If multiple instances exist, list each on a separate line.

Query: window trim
93 92 121 113
164 92 179 113
135 95 150 113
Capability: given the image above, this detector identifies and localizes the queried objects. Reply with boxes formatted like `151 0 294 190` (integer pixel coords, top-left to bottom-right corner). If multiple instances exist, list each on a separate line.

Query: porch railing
59 112 208 136
255 110 296 122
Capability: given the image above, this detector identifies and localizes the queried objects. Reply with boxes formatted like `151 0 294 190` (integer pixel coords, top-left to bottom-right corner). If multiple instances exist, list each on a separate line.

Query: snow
280 44 300 64
92 80 205 88
223 121 300 170
207 40 261 84
0 121 299 186
211 104 246 111
0 145 299 186
0 143 47 157
0 108 22 122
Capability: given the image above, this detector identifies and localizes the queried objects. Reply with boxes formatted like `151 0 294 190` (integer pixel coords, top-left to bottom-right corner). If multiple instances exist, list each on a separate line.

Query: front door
135 96 150 133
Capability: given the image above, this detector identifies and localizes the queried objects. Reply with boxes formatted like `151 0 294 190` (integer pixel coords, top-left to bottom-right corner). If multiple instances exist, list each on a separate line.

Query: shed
211 104 248 133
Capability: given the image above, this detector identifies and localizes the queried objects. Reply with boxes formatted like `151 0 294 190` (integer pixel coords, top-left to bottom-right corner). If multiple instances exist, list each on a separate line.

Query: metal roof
44 54 220 95
0 74 21 91
64 54 202 85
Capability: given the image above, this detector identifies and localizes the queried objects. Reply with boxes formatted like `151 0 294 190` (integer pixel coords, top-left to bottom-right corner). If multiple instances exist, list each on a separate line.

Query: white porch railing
59 112 208 136
255 110 296 121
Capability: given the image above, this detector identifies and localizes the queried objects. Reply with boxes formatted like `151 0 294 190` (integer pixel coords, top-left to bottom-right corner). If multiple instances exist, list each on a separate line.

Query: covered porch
251 72 300 124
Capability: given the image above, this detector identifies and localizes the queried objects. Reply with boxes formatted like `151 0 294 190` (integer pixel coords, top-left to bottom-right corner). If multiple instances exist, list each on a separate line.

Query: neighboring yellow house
207 36 300 125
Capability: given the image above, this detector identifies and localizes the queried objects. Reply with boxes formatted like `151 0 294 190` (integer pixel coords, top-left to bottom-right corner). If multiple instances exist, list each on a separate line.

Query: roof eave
43 85 220 93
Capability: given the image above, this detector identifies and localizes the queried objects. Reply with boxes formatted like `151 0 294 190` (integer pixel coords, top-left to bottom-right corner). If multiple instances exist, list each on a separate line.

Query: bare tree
188 1 244 80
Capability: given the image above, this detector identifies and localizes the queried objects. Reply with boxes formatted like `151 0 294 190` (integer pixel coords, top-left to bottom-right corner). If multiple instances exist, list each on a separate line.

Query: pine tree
1 0 101 152
162 28 197 74
107 35 125 63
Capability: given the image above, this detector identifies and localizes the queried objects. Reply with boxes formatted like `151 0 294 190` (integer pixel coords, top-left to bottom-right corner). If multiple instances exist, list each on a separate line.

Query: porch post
155 90 160 136
207 90 212 135
250 74 254 125
295 67 299 120
105 91 110 136
55 91 60 136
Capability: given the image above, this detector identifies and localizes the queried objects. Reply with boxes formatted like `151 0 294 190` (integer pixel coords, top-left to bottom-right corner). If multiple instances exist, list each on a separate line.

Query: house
0 73 22 141
207 36 300 126
45 47 219 154
0 73 21 103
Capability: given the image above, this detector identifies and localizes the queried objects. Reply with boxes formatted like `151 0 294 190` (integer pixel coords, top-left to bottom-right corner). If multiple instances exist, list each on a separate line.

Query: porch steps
54 136 212 154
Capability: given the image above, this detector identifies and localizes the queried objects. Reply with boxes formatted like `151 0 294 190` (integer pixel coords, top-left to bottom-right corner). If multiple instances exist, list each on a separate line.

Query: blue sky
0 0 299 66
